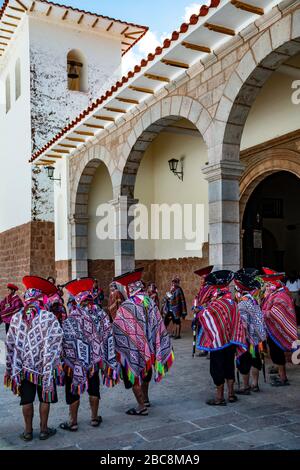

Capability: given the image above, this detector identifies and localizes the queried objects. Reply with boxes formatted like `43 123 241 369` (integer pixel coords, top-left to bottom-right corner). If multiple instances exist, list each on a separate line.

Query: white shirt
286 279 300 292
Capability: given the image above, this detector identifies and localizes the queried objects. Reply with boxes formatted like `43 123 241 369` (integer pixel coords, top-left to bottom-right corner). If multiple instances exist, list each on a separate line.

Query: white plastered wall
0 16 32 232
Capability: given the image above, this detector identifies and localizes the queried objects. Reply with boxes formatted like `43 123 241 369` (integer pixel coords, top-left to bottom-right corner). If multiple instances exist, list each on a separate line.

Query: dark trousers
65 372 100 405
5 323 9 334
268 337 286 366
210 345 236 387
20 380 58 406
237 350 262 375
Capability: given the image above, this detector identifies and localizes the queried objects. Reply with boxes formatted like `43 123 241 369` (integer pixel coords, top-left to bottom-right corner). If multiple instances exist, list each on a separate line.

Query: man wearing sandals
195 270 247 406
4 276 63 441
59 278 119 432
261 268 298 387
112 268 174 416
234 270 267 395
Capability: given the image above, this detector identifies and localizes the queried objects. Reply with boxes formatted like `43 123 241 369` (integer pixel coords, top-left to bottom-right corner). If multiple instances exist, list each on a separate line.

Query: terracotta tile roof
30 0 221 162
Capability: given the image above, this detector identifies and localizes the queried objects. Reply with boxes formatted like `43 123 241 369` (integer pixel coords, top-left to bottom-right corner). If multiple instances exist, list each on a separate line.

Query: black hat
236 267 260 277
234 272 261 291
205 270 234 287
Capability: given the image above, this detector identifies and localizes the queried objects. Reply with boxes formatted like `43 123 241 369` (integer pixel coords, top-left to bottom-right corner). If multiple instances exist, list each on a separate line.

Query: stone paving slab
1 325 300 450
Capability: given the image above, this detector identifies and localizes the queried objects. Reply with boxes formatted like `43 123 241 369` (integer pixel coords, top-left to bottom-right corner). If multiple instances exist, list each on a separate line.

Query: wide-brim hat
236 267 260 277
234 272 261 291
261 267 285 283
7 283 19 291
205 270 234 287
194 265 214 278
64 277 94 296
113 268 144 288
23 276 58 296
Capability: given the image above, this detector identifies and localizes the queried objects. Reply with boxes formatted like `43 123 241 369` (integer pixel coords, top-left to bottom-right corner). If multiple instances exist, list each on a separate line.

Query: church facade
1 0 300 309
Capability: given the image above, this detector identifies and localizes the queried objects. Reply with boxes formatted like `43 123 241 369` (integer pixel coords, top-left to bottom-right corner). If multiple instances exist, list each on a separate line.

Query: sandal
144 400 151 408
271 378 290 387
206 398 227 406
20 431 33 442
251 385 260 392
39 427 57 441
228 395 238 403
59 422 78 432
90 416 102 427
236 387 251 395
269 366 279 374
126 407 148 416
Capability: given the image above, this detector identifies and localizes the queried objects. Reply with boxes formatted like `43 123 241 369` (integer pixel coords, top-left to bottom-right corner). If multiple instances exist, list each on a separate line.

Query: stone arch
118 95 211 197
240 149 300 224
70 145 113 278
213 9 300 163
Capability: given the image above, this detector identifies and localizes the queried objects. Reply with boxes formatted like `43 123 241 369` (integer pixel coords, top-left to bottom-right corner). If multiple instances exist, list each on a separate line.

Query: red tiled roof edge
0 0 10 22
30 0 221 163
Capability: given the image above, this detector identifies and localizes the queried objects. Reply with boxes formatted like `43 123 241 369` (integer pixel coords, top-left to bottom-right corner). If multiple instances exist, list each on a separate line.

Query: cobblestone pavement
1 323 300 451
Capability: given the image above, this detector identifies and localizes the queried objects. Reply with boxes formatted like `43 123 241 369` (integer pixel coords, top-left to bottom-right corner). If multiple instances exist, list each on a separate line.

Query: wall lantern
168 158 184 181
46 166 61 185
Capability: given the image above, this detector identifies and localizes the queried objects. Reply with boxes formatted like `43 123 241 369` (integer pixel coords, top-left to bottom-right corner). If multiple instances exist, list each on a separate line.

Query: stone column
110 196 139 276
70 214 89 278
202 161 245 271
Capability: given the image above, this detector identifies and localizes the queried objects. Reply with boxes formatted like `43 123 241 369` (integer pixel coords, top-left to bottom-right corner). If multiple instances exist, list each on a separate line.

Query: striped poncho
262 287 297 351
197 293 247 355
113 294 174 385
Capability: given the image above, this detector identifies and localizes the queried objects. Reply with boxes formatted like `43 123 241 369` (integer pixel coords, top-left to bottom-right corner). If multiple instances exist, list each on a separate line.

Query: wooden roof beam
49 149 68 154
161 58 189 69
182 41 211 53
231 0 264 15
0 28 14 34
116 97 139 105
0 42 8 45
144 73 170 83
62 10 68 20
3 21 18 27
66 137 85 143
0 36 11 40
29 1 35 12
58 143 77 149
15 0 28 11
78 14 84 24
46 6 52 16
104 106 127 113
45 154 63 158
8 6 26 13
74 130 94 136
84 123 105 129
5 14 22 20
92 18 99 28
129 85 154 94
106 21 114 31
204 22 236 36
121 26 129 35
94 115 115 122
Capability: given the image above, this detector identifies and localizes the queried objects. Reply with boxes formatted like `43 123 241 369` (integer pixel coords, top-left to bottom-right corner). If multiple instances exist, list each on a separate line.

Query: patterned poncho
0 293 23 324
238 293 267 347
113 294 174 385
170 286 187 319
62 303 120 394
262 286 297 351
4 306 63 401
197 292 247 356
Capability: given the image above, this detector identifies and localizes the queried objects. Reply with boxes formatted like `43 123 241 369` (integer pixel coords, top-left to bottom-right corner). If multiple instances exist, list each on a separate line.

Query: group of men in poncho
3 269 174 441
193 266 298 405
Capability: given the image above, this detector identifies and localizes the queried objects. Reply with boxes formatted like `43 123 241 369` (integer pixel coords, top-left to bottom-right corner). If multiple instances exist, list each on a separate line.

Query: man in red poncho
196 270 247 406
261 267 298 387
0 283 23 333
113 268 174 416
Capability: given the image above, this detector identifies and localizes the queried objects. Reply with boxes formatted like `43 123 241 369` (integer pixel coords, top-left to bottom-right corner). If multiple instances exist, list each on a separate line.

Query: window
5 75 11 113
15 58 21 100
67 49 87 92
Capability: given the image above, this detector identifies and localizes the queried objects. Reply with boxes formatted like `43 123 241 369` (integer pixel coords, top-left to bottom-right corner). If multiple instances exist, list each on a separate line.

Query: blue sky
0 1 205 71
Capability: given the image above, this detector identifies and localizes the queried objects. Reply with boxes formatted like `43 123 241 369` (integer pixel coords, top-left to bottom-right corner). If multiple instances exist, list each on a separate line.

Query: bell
68 61 79 79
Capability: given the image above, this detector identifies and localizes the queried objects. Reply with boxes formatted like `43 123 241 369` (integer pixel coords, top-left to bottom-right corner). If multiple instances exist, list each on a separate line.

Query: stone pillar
110 196 139 276
202 161 244 271
70 214 89 278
